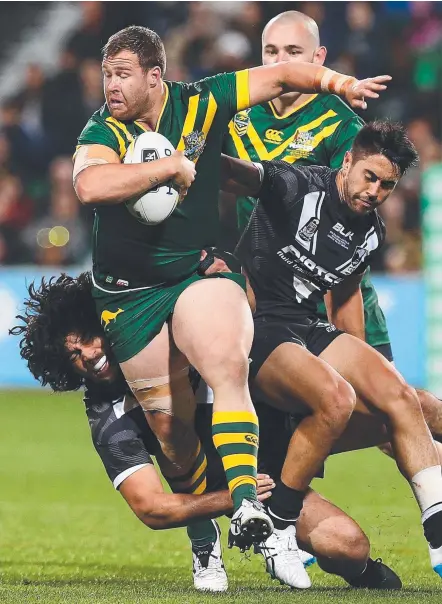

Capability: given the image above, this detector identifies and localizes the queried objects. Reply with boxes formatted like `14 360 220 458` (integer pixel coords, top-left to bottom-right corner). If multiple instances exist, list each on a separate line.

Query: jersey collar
268 94 318 120
135 82 169 132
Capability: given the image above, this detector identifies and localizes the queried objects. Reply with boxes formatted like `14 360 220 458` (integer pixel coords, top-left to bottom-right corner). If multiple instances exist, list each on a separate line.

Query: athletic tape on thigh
127 367 194 417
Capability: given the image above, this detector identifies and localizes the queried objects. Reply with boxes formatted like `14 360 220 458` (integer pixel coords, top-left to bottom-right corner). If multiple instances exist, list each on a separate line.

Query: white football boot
192 520 228 592
228 498 274 552
254 525 311 589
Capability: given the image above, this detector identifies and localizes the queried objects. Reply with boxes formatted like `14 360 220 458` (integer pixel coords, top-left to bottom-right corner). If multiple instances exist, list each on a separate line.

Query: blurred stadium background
1 2 442 601
0 0 441 391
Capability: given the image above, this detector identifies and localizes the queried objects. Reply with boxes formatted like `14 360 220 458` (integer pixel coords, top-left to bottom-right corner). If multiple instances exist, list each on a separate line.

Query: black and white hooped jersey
236 161 386 320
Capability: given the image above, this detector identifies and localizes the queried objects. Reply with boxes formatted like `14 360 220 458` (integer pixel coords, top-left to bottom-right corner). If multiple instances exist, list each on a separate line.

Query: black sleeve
259 161 308 215
355 216 386 275
85 395 154 488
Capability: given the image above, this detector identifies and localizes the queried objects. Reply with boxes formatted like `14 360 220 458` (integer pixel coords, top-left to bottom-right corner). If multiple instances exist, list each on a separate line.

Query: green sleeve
203 70 250 120
222 127 236 155
77 115 121 156
326 116 364 169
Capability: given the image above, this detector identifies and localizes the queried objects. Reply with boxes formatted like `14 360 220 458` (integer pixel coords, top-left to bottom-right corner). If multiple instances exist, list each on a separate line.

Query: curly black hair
9 272 103 392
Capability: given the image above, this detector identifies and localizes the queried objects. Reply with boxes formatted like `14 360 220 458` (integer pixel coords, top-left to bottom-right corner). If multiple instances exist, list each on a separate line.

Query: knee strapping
127 367 195 419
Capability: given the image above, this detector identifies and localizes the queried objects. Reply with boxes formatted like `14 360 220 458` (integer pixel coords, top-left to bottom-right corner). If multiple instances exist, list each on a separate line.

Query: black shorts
254 402 325 479
373 342 394 362
254 403 294 478
249 314 344 379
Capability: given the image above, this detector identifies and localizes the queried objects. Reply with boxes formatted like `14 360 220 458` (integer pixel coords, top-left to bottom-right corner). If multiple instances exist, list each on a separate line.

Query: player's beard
108 89 152 121
338 171 368 214
336 169 349 206
127 88 156 122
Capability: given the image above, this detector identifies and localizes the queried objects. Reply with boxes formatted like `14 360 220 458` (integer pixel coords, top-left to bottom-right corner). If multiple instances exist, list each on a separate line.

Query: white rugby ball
124 131 179 225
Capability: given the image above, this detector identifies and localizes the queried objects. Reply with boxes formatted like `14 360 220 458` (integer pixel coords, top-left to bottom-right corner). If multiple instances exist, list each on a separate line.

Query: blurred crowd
0 0 441 272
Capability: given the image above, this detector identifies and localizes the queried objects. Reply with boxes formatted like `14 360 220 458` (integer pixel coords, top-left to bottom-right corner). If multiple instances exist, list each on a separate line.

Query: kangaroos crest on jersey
77 71 250 287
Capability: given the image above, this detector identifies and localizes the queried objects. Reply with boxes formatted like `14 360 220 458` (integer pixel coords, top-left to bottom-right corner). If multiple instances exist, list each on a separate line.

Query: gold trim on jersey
296 109 337 134
284 120 342 163
228 120 251 161
201 92 218 143
106 117 134 143
135 82 170 133
236 70 250 111
268 94 318 120
177 94 200 153
134 121 149 132
247 121 270 159
104 120 126 158
245 109 339 161
155 82 169 132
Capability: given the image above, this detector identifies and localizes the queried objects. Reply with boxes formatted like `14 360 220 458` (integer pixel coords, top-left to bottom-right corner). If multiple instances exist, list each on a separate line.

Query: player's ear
313 46 327 66
342 150 352 173
148 66 162 87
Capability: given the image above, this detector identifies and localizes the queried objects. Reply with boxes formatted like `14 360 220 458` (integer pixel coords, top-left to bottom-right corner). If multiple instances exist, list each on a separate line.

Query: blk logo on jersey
333 223 353 240
328 222 354 249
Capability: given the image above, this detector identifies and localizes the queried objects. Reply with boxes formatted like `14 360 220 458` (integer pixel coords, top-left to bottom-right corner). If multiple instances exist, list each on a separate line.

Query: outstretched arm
247 62 391 111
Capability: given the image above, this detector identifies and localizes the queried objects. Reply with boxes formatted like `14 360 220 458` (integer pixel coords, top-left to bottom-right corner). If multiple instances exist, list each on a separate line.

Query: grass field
1 389 441 603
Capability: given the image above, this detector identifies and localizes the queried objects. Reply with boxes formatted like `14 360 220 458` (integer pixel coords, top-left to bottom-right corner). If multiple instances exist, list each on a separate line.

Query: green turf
0 389 441 603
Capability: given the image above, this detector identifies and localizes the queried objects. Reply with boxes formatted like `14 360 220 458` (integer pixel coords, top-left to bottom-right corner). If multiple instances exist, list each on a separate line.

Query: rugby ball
124 131 179 225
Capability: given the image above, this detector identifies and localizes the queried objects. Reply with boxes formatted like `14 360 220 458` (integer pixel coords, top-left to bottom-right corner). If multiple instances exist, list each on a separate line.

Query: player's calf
312 516 370 579
296 490 401 589
312 524 401 590
417 388 442 442
267 378 356 532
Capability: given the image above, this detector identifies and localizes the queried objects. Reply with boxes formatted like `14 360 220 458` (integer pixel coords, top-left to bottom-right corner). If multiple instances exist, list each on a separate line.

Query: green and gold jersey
77 71 250 287
224 94 390 348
